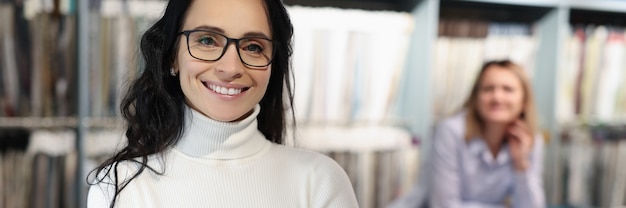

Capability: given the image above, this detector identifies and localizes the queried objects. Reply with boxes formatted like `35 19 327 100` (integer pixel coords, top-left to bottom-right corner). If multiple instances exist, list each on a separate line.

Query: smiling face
175 0 272 122
476 65 525 125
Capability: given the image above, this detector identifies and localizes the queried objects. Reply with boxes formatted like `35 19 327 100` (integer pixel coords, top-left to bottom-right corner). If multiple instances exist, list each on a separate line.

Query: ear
169 67 177 76
171 42 182 71
172 58 179 74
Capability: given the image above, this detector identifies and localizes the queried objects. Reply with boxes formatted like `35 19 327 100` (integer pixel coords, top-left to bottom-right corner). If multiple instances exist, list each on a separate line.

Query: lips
202 82 250 96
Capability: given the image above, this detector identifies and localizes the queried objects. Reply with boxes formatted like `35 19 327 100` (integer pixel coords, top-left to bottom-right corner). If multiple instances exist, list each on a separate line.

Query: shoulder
268 145 358 207
266 144 354 183
87 155 164 206
95 155 163 180
87 161 140 207
91 160 141 186
436 112 466 134
432 112 467 145
267 144 352 186
88 155 163 193
268 144 341 171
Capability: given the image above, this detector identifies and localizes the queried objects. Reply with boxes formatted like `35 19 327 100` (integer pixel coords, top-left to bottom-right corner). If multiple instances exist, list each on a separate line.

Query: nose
214 43 244 81
492 87 506 102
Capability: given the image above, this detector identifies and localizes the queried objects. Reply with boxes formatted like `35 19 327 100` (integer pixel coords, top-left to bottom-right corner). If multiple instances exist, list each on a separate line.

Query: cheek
175 40 193 72
258 71 272 95
257 66 272 89
177 48 206 77
506 92 524 115
509 89 523 102
474 95 491 119
477 93 491 108
177 62 200 88
514 94 525 110
177 61 208 99
180 62 204 76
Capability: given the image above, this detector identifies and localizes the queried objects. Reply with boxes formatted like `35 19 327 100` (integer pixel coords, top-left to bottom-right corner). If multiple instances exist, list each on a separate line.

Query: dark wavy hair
88 0 294 207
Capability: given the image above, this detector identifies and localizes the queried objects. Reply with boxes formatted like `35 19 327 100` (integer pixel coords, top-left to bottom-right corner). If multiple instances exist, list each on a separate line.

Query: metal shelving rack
77 0 90 207
1 0 625 207
289 0 626 206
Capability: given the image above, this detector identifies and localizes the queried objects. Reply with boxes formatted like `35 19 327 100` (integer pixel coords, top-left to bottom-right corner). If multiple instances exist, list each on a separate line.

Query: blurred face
476 66 525 124
175 0 272 122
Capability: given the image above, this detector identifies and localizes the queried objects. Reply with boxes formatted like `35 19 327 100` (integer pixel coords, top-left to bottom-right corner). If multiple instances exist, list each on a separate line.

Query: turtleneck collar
174 104 268 159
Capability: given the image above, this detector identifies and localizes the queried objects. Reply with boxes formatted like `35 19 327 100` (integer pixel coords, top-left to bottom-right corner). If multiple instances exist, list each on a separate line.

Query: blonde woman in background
390 60 545 208
429 60 545 207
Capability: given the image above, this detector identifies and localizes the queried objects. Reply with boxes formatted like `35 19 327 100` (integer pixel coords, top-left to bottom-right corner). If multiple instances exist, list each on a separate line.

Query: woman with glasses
87 0 358 207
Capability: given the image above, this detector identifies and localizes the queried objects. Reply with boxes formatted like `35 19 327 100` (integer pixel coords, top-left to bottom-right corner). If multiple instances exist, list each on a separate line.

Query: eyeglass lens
186 30 274 67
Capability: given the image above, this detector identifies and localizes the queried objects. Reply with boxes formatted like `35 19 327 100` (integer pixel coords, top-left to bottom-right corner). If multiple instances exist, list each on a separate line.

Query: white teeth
208 84 244 95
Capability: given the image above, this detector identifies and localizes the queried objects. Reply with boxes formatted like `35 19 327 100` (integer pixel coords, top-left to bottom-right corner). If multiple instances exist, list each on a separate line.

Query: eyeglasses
179 30 276 68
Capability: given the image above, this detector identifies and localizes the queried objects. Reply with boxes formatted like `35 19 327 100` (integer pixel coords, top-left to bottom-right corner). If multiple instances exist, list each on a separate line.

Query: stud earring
170 68 176 76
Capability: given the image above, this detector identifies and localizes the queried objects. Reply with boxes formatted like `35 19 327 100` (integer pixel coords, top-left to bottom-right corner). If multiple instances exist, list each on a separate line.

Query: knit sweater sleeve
308 154 359 208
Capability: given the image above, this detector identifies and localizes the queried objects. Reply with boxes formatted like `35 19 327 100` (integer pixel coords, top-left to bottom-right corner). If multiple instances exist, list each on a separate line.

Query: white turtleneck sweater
87 105 359 208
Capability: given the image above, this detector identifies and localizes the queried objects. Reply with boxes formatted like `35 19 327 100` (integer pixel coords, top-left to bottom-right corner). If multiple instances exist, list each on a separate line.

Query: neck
174 104 262 158
483 122 507 158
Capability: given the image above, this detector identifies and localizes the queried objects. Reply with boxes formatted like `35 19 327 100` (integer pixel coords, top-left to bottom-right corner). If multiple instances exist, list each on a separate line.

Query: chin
203 103 255 122
487 116 516 124
198 108 244 122
481 112 516 123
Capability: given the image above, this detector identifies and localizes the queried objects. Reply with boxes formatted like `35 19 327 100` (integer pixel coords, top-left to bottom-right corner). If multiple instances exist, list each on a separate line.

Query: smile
204 82 249 96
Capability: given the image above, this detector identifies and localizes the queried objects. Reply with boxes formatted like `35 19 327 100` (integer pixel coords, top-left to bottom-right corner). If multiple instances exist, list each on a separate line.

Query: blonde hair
462 60 539 141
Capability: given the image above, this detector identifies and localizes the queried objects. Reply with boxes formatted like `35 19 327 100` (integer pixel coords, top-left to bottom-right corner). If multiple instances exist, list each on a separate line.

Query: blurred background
0 0 625 207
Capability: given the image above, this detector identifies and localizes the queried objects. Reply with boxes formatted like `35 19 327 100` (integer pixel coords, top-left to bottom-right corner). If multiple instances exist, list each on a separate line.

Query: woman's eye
198 37 216 46
244 44 263 53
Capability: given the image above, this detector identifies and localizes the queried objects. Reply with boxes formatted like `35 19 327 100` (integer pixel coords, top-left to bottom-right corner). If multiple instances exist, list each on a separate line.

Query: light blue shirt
427 112 545 208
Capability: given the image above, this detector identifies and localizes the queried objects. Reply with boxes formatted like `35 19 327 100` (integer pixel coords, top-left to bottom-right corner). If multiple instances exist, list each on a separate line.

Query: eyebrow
191 25 272 39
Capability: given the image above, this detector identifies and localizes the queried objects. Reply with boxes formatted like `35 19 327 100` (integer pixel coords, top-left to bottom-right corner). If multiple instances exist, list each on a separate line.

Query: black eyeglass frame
178 30 278 68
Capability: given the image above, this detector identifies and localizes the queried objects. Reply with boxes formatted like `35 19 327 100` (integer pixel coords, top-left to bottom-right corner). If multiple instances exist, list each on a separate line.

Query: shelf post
398 0 439 143
76 0 90 207
533 5 569 204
